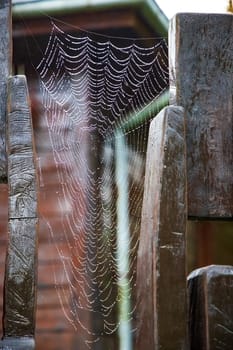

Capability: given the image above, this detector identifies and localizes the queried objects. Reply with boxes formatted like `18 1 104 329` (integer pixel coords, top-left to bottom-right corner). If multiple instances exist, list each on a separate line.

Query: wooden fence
0 1 232 349
136 12 233 350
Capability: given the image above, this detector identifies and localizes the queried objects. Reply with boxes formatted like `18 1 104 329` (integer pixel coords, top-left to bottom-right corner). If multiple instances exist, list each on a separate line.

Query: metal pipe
115 130 132 350
120 89 169 132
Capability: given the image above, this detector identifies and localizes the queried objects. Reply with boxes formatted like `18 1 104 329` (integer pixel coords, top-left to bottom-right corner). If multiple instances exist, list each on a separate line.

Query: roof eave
12 0 168 35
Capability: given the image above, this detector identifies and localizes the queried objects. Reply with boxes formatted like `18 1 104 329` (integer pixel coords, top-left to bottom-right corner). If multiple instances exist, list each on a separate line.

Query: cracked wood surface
169 13 233 218
3 219 38 336
3 76 38 343
0 0 12 182
136 106 187 350
188 265 233 350
7 76 37 219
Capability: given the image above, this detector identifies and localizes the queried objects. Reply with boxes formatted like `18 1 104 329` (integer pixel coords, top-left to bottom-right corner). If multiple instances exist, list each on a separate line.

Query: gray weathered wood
0 0 12 182
136 106 187 350
0 336 35 350
3 75 38 346
7 76 37 219
8 154 37 219
7 75 35 156
188 265 233 350
169 13 233 218
3 219 38 337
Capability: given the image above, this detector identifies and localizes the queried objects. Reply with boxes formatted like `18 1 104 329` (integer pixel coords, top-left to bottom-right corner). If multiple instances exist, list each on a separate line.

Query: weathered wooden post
169 12 233 349
170 13 233 219
188 265 233 350
0 1 38 349
0 0 12 182
0 76 38 350
136 106 187 350
136 11 233 350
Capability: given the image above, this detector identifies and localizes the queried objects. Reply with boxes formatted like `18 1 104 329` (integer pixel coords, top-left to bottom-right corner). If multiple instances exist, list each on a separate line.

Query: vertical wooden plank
7 76 37 219
0 0 12 182
3 219 38 340
188 265 233 350
136 106 187 350
169 13 233 218
1 76 38 349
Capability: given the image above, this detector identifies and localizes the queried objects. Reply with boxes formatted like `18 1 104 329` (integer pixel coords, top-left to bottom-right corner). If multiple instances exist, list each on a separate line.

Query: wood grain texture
188 265 233 350
8 154 37 219
136 106 187 350
0 0 12 182
3 219 38 337
7 76 37 219
7 75 34 156
169 13 233 218
3 75 38 343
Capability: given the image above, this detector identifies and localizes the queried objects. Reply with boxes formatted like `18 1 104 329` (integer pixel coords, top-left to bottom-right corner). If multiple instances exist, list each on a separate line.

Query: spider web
36 21 168 349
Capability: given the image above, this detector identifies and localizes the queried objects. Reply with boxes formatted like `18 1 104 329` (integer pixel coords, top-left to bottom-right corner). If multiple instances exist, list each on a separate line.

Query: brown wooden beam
136 106 187 350
169 13 233 219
